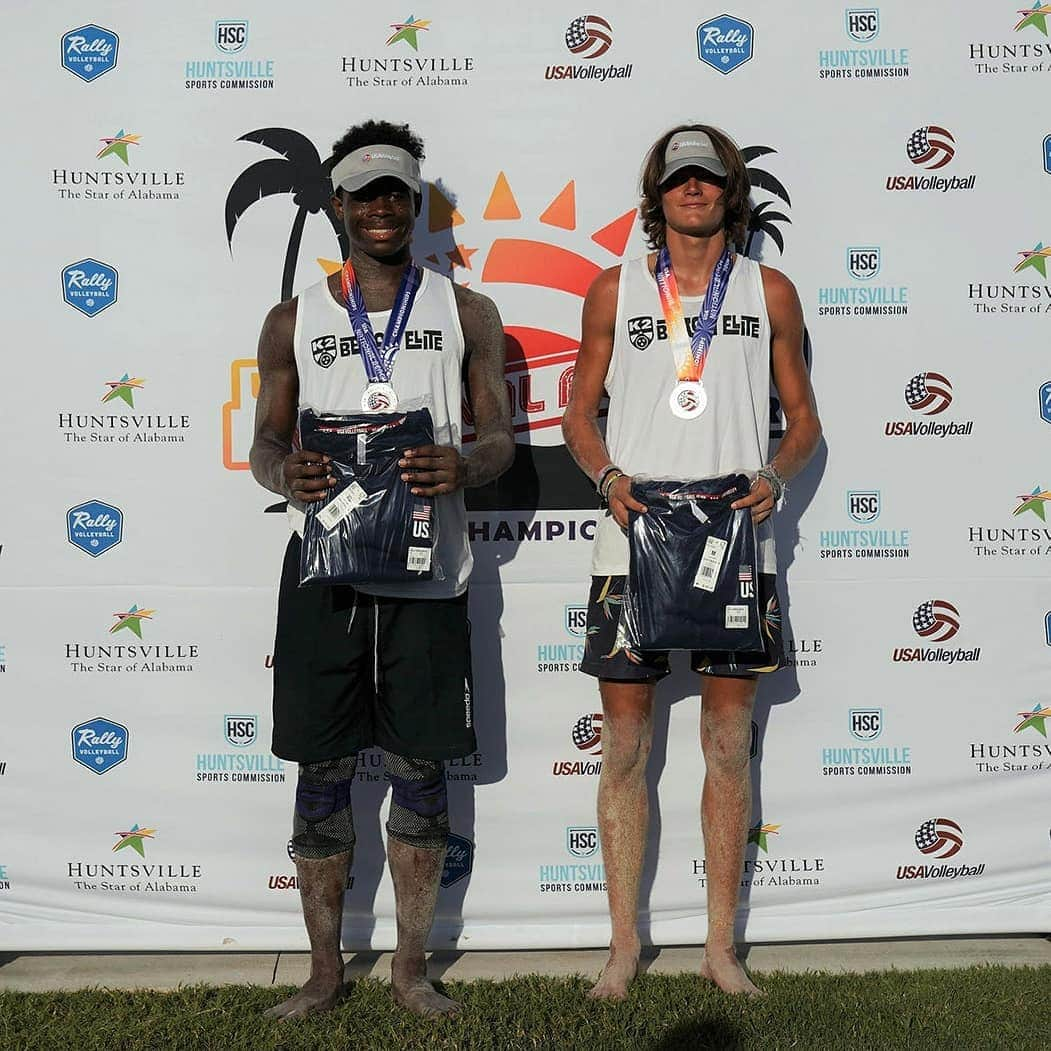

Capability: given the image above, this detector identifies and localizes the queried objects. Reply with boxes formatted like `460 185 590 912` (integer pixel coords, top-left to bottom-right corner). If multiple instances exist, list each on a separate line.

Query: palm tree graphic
742 146 791 258
226 128 348 301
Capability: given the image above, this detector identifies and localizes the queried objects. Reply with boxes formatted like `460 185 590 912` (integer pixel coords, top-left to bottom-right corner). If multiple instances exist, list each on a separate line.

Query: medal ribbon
340 260 422 385
654 246 734 382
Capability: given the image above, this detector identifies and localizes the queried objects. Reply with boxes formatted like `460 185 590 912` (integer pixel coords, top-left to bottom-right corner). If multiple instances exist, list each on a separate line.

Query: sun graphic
314 172 636 444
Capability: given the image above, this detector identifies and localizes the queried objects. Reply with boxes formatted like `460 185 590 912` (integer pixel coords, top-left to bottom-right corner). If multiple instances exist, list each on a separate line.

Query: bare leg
388 836 461 1016
698 674 764 998
589 679 655 1001
265 851 350 1019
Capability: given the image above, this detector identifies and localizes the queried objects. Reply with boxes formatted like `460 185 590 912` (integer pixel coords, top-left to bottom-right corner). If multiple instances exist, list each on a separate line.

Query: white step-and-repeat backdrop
2 1 1049 949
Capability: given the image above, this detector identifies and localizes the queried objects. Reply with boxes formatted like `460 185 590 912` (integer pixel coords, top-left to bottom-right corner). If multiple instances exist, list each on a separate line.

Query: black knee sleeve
292 756 357 860
383 751 449 851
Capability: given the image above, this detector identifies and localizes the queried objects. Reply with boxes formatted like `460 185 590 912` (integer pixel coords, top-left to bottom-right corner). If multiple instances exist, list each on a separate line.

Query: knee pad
383 752 449 851
292 756 357 860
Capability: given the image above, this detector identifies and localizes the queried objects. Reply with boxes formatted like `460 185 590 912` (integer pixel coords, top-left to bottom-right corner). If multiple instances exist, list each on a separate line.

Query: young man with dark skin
562 125 821 999
250 119 512 1019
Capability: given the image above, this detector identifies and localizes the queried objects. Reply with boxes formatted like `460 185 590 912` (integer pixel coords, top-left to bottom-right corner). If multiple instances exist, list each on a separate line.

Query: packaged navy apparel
623 474 763 652
299 406 438 586
287 268 470 599
580 251 784 679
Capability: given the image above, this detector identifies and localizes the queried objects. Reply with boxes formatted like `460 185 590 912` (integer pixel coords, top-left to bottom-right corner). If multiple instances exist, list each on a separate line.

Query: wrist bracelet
600 469 624 504
595 463 619 494
756 465 786 503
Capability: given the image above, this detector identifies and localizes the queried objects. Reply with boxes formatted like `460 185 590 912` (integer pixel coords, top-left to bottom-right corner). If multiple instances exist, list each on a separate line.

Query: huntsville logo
968 488 1051 558
970 6 1051 73
343 15 472 88
817 245 908 318
185 20 274 90
893 600 981 664
886 127 976 192
113 823 156 857
66 604 199 674
67 827 203 894
970 243 1051 314
546 14 632 81
819 488 910 560
59 378 190 446
884 373 973 438
971 705 1051 774
53 131 185 203
897 818 984 881
695 823 826 889
818 8 909 80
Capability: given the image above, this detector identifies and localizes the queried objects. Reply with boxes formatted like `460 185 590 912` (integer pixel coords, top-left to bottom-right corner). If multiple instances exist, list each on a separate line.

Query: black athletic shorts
272 536 476 763
578 573 784 681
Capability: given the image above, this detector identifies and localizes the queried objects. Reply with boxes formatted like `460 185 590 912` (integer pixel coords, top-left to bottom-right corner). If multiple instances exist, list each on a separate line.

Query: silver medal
361 383 398 412
669 381 707 419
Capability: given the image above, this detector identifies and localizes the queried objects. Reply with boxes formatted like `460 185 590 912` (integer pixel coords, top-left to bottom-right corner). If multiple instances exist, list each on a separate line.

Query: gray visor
660 131 727 184
331 144 421 195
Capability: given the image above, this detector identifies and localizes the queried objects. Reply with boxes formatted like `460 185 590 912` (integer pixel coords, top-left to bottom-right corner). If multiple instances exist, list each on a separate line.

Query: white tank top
287 268 471 599
592 253 776 575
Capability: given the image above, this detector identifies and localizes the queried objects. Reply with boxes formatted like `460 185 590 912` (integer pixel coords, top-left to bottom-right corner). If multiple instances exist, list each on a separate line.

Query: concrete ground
1 937 1049 992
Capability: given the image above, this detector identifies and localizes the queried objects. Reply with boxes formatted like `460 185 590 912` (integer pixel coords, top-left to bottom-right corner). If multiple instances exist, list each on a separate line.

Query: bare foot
264 971 344 1020
392 957 461 1017
700 947 765 999
588 944 640 1001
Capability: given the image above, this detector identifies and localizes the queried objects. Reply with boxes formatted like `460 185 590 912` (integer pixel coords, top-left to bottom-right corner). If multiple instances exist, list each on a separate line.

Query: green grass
1 966 1046 1051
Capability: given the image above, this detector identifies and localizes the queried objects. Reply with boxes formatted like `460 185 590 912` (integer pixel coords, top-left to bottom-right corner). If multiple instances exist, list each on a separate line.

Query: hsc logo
847 246 881 281
62 259 118 318
224 714 257 748
67 500 123 557
845 9 879 42
215 20 248 54
71 717 129 774
61 25 119 82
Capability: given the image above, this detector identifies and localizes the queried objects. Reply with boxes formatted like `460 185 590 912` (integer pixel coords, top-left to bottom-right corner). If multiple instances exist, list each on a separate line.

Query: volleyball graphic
912 600 960 642
565 15 613 59
906 126 956 169
915 818 963 859
572 713 603 754
904 372 952 415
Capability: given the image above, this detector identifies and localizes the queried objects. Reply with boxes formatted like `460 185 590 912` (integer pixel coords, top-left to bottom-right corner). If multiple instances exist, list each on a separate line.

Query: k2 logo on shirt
626 314 761 350
310 330 444 368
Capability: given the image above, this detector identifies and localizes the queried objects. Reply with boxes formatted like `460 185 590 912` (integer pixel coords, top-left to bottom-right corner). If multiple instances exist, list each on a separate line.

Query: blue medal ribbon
341 260 422 385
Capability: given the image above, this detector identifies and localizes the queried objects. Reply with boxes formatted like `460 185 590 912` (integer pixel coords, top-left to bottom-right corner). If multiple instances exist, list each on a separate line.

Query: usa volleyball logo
906 126 955 169
905 372 952 415
572 713 603 754
565 15 613 58
912 600 960 642
914 818 963 859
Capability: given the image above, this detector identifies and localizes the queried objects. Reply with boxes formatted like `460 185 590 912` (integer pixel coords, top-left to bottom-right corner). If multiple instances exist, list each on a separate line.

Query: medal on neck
654 246 734 420
340 259 422 412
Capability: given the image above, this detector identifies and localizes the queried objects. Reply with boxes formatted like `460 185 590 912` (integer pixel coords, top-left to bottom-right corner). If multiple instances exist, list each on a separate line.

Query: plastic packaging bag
298 404 442 586
623 473 763 652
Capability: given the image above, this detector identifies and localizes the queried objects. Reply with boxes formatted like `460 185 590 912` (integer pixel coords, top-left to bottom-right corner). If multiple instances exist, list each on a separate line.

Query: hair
639 124 751 251
330 119 425 168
